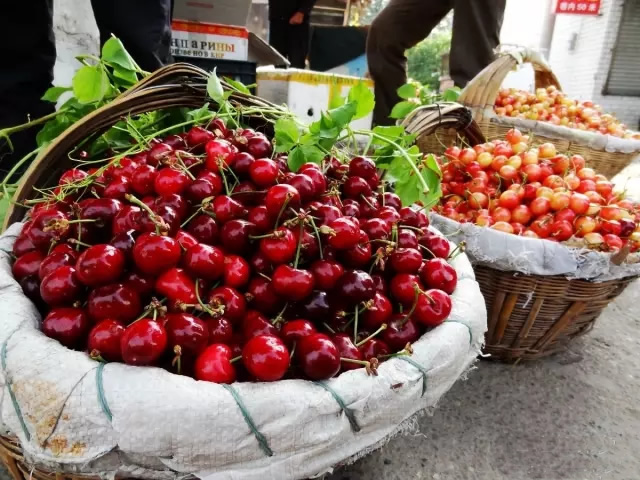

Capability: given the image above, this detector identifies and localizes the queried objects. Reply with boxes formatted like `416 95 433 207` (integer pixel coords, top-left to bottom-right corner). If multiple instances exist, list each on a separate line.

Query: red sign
555 0 601 15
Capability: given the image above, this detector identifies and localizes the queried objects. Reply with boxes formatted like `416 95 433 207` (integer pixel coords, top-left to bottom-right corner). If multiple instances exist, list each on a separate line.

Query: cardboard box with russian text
171 21 248 61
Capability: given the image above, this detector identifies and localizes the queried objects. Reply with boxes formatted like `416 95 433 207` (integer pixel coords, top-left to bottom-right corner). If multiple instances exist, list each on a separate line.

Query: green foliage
406 30 452 91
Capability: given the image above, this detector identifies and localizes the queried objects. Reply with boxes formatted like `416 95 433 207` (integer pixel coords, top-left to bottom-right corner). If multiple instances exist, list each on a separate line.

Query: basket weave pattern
478 265 636 361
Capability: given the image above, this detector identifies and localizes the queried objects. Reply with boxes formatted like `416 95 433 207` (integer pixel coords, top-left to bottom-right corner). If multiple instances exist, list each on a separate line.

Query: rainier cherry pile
11 120 458 384
434 128 640 252
495 86 640 140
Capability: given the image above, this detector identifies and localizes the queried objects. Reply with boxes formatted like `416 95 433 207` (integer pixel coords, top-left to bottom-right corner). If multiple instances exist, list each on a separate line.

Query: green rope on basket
445 319 473 345
96 363 113 422
397 356 428 397
1 334 30 441
222 384 273 457
313 381 360 433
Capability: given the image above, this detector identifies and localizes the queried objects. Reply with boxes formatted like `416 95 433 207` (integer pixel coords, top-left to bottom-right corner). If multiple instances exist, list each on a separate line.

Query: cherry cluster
495 86 640 140
435 128 640 252
11 119 458 384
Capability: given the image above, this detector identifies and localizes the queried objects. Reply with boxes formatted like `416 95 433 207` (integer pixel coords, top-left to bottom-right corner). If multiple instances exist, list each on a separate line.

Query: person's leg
287 22 310 69
269 19 290 66
91 0 172 72
0 1 56 174
367 0 453 125
449 0 506 88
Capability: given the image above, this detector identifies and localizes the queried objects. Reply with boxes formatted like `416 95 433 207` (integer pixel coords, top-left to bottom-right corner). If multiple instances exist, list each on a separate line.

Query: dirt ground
325 279 640 480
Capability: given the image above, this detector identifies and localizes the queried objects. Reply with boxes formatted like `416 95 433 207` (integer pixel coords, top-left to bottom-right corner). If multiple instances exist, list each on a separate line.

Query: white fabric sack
0 223 486 480
430 213 640 281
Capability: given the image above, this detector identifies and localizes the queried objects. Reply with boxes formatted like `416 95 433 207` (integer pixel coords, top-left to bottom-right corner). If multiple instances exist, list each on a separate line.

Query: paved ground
324 279 640 480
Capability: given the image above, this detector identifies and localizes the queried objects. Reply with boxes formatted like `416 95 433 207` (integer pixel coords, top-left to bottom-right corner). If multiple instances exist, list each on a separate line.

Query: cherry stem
230 355 242 363
68 238 92 248
89 350 106 363
360 195 375 208
248 231 278 240
391 224 398 244
448 241 466 261
353 306 359 343
172 345 182 374
293 222 305 269
356 324 388 347
271 303 289 326
125 193 167 234
322 322 336 334
218 159 231 196
400 225 425 234
195 279 215 316
181 207 202 228
308 216 324 260
174 154 196 180
401 286 421 326
418 243 436 258
274 194 292 229
340 357 369 366
380 345 413 359
257 272 272 281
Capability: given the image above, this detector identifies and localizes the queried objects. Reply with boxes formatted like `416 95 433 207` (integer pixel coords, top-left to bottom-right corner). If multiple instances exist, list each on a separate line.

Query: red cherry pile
434 128 640 252
11 119 458 384
495 86 640 140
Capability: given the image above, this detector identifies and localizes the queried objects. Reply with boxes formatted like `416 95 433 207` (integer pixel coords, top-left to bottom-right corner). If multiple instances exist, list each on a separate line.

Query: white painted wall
548 0 640 129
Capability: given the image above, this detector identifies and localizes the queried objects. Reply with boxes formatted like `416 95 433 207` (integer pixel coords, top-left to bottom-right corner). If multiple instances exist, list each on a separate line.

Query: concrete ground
324 279 640 480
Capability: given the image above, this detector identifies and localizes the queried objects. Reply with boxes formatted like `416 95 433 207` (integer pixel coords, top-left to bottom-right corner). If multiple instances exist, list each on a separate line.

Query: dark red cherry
175 230 199 250
205 138 236 171
382 192 402 210
242 309 279 339
281 319 316 348
165 313 209 357
28 209 70 250
156 268 197 304
187 214 219 245
362 293 392 330
13 251 44 281
131 165 158 196
133 232 181 275
88 319 125 361
147 143 173 166
195 344 236 384
110 230 137 259
208 286 246 322
186 126 215 148
287 173 315 202
420 258 457 294
265 184 301 218
377 206 401 225
20 275 44 307
206 316 233 344
362 218 391 241
313 205 342 226
343 176 372 199
232 152 256 176
103 176 132 200
272 265 315 301
223 255 250 288
155 193 188 220
333 333 363 371
122 271 154 297
349 156 376 179
300 290 331 321
212 195 248 223
186 177 222 204
121 319 168 366
247 205 272 234
40 266 83 306
87 283 141 322
310 259 344 290
183 244 225 280
75 244 126 286
154 168 191 197
246 135 273 158
247 277 283 315
414 289 452 328
242 334 289 382
397 228 419 249
219 219 255 253
249 158 279 187
13 227 36 257
42 307 91 349
383 313 420 351
400 207 429 228
390 248 423 273
335 270 376 306
358 338 390 360
259 227 296 264
297 333 340 380
390 273 423 305
326 217 360 250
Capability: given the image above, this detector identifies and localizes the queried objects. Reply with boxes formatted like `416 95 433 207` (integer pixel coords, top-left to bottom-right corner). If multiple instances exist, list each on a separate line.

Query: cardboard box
256 68 374 129
171 21 249 61
172 0 252 27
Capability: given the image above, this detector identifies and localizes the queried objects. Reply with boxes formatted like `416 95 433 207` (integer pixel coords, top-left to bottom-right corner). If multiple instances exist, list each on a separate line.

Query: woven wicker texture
478 265 636 362
417 47 639 178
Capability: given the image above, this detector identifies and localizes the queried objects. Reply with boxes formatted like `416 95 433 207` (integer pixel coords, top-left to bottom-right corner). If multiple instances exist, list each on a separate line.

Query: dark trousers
367 0 506 125
269 20 311 69
0 0 172 172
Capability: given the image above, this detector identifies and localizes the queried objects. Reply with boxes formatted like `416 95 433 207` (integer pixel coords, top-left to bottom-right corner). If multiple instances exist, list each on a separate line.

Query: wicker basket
404 108 639 363
417 47 640 179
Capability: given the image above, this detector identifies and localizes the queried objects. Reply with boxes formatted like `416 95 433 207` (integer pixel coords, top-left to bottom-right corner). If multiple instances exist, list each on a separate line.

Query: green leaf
387 156 411 182
41 86 71 103
397 83 417 100
442 87 461 102
419 166 442 209
389 101 418 119
329 88 346 109
224 77 250 94
328 101 357 129
112 66 138 86
273 117 300 153
72 66 110 104
102 36 137 71
347 82 375 120
288 147 305 172
424 153 442 177
186 104 213 123
207 68 225 104
394 174 421 206
300 144 325 165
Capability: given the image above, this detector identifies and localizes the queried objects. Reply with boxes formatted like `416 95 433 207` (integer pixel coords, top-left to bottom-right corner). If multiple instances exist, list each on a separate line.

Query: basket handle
4 63 282 227
401 102 486 147
458 46 562 124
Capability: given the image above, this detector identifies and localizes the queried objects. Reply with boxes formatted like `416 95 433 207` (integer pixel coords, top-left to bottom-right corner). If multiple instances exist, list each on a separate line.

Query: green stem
356 324 388 347
353 306 359 343
293 222 304 269
308 216 324 260
0 110 65 142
